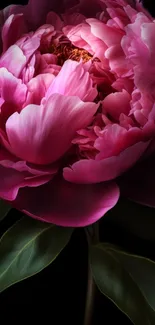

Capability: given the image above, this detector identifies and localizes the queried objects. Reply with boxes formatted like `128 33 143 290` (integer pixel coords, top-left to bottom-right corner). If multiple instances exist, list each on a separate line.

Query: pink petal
63 23 107 64
2 14 27 52
0 44 26 77
0 147 57 201
0 68 27 126
16 35 40 64
26 73 55 105
0 146 58 176
46 60 97 102
13 176 120 227
63 141 149 183
105 44 132 77
0 164 53 201
0 67 27 107
102 89 131 120
87 18 123 47
6 93 98 165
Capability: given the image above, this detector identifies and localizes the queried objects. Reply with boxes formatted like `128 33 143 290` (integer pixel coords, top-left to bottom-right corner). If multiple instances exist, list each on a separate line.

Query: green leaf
90 244 155 325
105 198 155 242
0 200 11 222
0 217 73 293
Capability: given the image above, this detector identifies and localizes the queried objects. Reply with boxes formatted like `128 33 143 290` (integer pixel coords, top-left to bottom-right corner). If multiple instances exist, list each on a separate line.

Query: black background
0 1 154 324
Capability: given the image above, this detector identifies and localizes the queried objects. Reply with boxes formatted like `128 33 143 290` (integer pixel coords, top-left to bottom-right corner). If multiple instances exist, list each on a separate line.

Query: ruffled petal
26 73 55 105
46 60 97 102
0 147 57 201
102 89 131 120
0 67 27 107
6 93 98 164
63 141 149 183
0 44 26 77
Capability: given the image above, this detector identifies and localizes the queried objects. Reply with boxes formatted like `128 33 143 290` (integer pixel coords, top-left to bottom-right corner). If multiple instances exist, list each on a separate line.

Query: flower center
50 44 93 65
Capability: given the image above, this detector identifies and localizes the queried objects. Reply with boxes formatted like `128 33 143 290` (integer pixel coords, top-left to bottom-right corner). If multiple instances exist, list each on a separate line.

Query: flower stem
83 262 95 325
84 222 99 325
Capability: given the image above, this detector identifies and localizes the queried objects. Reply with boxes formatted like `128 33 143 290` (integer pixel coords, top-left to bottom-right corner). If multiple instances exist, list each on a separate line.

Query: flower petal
0 147 57 201
0 44 26 77
13 176 119 227
87 18 123 47
0 67 27 107
46 60 97 102
2 14 27 52
24 0 60 29
26 73 55 105
6 93 98 164
102 89 131 120
63 141 149 183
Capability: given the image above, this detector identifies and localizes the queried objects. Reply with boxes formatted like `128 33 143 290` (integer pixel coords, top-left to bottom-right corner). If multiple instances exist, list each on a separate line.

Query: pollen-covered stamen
50 43 93 65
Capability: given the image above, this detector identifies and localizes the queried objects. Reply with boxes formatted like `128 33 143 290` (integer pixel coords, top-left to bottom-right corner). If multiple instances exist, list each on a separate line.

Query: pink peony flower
0 0 154 226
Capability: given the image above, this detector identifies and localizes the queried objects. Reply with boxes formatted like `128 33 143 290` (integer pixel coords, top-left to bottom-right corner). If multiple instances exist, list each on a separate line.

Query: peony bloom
0 0 154 226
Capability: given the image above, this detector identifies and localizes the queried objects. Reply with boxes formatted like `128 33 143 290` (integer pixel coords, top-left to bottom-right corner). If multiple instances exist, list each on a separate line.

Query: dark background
0 1 154 324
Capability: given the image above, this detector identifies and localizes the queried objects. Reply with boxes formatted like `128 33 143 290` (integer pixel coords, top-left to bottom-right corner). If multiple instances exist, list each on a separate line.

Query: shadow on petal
13 176 119 227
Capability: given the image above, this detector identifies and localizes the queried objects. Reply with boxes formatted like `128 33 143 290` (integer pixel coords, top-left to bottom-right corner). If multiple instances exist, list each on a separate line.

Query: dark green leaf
0 200 11 222
0 217 73 293
105 198 155 242
90 244 155 325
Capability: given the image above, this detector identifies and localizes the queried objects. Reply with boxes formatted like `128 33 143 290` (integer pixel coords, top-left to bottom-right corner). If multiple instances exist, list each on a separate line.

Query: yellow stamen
50 44 93 65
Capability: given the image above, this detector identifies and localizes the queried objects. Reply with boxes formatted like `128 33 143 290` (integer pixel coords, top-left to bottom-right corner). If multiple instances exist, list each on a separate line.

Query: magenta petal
0 164 52 201
2 14 27 52
0 147 57 201
24 0 60 29
119 155 155 207
6 93 98 164
13 177 119 227
64 141 149 184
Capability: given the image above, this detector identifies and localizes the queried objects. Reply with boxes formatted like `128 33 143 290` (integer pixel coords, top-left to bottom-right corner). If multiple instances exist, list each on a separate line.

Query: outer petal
63 141 149 183
46 60 97 102
0 164 52 201
6 93 98 164
2 14 27 52
0 147 57 201
13 176 120 227
23 0 61 30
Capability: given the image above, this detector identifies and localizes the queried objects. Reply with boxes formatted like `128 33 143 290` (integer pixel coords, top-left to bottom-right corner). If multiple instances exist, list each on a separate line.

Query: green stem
83 262 95 325
84 222 100 325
